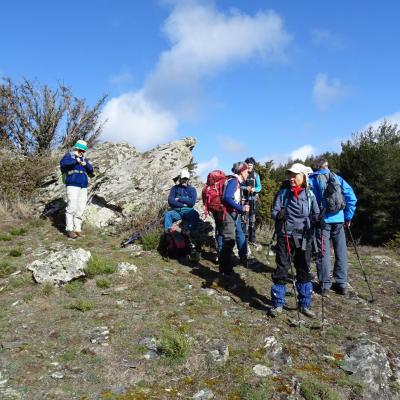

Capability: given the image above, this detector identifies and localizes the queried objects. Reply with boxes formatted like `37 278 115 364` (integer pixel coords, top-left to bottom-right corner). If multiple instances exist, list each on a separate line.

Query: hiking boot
299 307 316 319
333 283 348 295
66 231 78 239
269 306 283 318
75 231 83 238
239 257 248 267
189 251 201 263
321 288 330 297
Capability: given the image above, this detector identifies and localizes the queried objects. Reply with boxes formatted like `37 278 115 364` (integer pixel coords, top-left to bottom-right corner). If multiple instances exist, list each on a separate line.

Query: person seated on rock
163 169 199 236
269 163 320 319
60 140 94 239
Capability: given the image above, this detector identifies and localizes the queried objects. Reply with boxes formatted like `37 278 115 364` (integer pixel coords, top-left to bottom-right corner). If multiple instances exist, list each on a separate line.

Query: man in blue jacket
60 140 94 239
163 169 199 234
309 159 357 296
219 162 250 275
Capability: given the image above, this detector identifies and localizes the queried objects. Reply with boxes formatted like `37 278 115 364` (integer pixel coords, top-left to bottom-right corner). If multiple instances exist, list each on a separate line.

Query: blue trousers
316 222 348 290
163 208 199 233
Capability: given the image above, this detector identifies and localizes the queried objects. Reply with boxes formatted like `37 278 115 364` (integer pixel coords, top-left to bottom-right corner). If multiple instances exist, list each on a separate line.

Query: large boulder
34 138 209 233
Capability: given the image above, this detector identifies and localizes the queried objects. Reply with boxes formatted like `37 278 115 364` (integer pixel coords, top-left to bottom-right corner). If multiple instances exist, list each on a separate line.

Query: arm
60 153 78 169
254 173 262 193
83 158 94 175
271 190 284 220
168 186 186 208
339 176 357 221
179 186 197 207
311 195 320 221
223 178 244 213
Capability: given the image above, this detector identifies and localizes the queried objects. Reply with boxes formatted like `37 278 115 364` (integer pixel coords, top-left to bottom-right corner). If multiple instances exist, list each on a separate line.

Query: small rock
203 288 216 296
367 315 382 324
89 326 110 345
208 339 229 364
253 364 273 377
114 286 128 292
117 262 138 275
322 355 336 362
192 388 214 399
51 372 64 379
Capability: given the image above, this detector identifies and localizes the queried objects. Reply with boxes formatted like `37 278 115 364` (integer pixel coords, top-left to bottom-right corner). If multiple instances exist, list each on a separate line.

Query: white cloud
109 71 134 88
261 144 316 167
363 111 400 131
218 135 247 155
100 1 291 149
312 73 347 111
100 91 178 151
196 155 219 181
311 29 345 50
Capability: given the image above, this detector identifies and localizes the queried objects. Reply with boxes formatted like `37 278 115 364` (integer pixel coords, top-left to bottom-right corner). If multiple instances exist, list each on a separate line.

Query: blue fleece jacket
168 184 197 209
60 152 94 188
309 169 357 223
222 176 244 213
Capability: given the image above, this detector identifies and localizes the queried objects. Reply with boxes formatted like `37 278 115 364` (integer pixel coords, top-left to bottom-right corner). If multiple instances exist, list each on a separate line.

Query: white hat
179 169 190 179
287 163 310 175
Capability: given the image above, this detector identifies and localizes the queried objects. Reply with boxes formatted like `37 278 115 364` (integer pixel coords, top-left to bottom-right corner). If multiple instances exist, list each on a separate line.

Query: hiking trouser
316 222 348 290
65 186 87 233
271 282 312 308
219 212 247 273
163 208 199 233
248 199 258 243
212 211 224 257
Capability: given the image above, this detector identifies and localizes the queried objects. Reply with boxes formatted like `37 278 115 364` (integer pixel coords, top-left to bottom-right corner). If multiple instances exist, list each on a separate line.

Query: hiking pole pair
241 207 250 287
346 225 375 303
283 220 301 325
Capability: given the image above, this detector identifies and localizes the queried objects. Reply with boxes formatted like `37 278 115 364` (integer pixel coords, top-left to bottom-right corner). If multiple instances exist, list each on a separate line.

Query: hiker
163 169 199 235
60 140 94 239
219 162 250 276
269 163 320 318
309 159 357 296
242 157 262 244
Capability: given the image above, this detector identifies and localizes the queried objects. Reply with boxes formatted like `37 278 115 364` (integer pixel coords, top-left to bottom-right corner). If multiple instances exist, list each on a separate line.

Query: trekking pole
241 208 250 287
283 220 301 325
346 225 375 302
267 229 276 263
320 229 325 331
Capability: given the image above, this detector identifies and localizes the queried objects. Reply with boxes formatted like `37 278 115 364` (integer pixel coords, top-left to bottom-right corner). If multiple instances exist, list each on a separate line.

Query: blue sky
1 0 400 177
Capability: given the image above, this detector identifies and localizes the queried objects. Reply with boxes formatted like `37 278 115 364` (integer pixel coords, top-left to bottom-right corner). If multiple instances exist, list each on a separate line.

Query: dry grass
0 196 34 221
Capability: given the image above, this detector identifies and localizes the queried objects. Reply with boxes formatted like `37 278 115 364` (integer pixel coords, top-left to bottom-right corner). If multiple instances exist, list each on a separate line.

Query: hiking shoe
269 306 283 318
189 251 201 263
66 231 78 239
335 286 348 296
321 288 330 297
75 231 83 238
299 307 316 319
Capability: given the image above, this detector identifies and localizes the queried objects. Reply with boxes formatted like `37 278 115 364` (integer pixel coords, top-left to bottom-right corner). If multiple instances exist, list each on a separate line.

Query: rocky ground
0 217 399 400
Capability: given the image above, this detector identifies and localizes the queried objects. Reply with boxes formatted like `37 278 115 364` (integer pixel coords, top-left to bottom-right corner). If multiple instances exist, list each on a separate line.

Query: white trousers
65 186 87 232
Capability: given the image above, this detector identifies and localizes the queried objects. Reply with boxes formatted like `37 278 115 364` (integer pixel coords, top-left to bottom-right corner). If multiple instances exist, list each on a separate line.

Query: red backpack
202 170 235 220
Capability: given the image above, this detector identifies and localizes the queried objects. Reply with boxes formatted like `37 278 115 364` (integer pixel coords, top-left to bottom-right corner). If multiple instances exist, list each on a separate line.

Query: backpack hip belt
67 169 87 175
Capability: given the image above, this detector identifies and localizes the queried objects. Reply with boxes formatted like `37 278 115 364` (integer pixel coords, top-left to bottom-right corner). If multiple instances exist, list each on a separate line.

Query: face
289 172 305 187
241 169 249 181
75 148 86 157
180 177 189 186
247 163 254 172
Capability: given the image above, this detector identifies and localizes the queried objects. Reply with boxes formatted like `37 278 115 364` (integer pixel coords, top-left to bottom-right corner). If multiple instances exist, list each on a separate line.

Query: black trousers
272 235 312 285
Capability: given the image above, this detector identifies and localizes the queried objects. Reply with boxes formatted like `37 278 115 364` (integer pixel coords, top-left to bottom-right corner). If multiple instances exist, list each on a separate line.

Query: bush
384 232 400 253
0 260 15 277
158 329 189 362
0 233 12 241
8 248 23 257
96 277 111 289
139 229 163 251
236 382 272 400
85 255 116 278
10 227 27 236
64 280 83 297
300 378 340 400
41 282 54 296
67 299 94 312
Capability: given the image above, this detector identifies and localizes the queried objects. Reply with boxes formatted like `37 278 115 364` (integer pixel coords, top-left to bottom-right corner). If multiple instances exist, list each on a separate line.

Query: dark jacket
168 184 197 209
60 152 94 188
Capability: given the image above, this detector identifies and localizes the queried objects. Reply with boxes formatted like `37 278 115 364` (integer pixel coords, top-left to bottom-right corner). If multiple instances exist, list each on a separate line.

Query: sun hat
73 140 88 152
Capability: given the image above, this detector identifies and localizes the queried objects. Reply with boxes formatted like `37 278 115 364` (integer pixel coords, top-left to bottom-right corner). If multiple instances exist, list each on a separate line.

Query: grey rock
117 262 138 275
139 337 160 359
192 389 214 400
341 338 393 399
27 248 91 284
207 339 229 364
264 336 292 366
253 364 273 377
89 326 110 345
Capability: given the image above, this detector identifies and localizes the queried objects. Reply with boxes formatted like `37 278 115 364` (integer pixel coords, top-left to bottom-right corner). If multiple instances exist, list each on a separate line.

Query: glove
80 160 86 166
277 208 286 221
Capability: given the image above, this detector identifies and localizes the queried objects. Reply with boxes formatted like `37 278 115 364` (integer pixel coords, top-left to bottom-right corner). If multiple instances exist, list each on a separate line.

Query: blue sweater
222 177 244 214
309 169 357 223
168 184 197 209
60 152 94 188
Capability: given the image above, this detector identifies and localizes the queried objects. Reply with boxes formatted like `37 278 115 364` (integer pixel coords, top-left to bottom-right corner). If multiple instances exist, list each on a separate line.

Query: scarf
291 186 304 200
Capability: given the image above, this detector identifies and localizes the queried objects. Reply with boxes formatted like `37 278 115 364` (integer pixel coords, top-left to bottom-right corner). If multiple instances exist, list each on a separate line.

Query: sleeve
84 158 94 175
254 173 262 193
271 190 284 221
168 186 185 208
311 194 320 220
222 178 243 213
179 186 197 207
339 176 357 221
60 153 77 170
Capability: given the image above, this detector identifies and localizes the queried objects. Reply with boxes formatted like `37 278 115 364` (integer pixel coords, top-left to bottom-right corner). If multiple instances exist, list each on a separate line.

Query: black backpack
162 231 191 259
318 173 346 213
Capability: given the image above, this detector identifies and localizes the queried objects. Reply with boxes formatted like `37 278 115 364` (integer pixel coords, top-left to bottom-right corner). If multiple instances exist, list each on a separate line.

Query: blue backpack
317 173 346 213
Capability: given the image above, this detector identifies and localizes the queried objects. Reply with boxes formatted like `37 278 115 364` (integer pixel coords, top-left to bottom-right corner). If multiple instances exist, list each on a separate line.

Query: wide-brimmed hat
73 140 88 151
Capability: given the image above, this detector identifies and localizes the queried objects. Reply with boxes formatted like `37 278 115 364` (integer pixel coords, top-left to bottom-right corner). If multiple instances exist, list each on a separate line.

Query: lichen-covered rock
27 248 91 284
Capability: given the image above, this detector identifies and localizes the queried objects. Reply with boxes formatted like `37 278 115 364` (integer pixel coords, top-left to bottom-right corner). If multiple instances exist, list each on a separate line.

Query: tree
339 122 400 244
0 77 107 155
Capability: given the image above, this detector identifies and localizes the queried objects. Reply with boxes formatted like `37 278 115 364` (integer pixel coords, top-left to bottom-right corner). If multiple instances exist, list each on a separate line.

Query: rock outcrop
34 138 206 232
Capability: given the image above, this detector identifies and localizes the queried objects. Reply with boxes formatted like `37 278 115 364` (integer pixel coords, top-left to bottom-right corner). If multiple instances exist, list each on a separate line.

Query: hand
277 208 286 221
80 161 86 166
243 204 250 213
247 186 254 193
345 220 351 227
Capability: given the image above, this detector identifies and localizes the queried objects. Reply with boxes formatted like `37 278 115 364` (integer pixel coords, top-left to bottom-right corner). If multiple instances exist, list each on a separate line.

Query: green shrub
236 382 272 400
41 282 54 296
85 255 116 278
10 227 27 236
139 229 162 251
0 260 15 277
0 233 12 241
96 277 111 289
384 232 400 253
8 248 23 257
62 348 77 363
300 378 340 400
64 280 83 297
67 299 94 312
158 329 189 362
